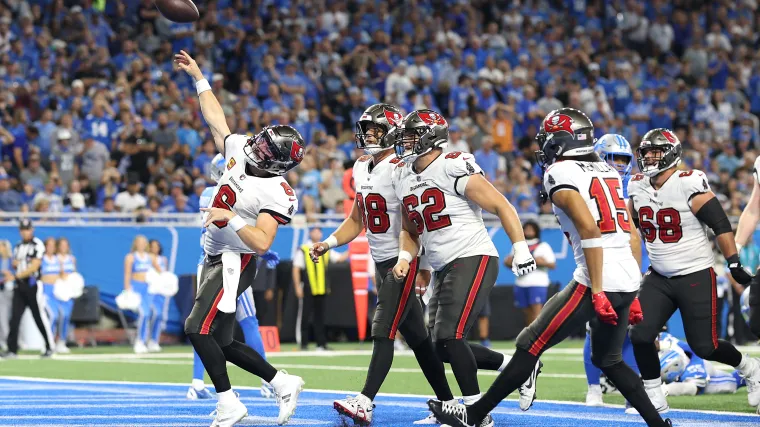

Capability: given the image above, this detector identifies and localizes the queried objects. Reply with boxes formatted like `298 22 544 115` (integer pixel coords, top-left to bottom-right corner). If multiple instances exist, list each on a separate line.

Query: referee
2 219 53 358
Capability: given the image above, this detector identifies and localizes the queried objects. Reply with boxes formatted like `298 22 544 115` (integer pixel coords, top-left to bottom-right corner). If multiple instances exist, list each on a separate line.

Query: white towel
218 252 241 313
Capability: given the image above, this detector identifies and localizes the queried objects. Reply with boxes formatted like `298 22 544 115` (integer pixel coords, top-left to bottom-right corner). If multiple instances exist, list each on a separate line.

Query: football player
658 331 745 397
188 154 277 401
584 134 640 408
311 104 455 425
627 128 760 413
430 108 671 427
734 155 760 338
176 50 304 426
392 109 539 427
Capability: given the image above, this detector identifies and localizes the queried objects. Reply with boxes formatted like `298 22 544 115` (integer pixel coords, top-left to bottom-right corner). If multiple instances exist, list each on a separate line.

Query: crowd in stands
0 0 757 222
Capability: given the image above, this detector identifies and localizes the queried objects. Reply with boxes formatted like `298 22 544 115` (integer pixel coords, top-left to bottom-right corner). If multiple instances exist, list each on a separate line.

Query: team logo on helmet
384 109 403 126
661 130 677 144
227 158 236 169
418 111 446 126
544 113 574 135
290 139 305 162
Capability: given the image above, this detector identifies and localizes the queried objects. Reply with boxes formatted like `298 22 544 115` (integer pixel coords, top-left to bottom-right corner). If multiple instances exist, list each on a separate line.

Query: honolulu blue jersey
60 254 75 274
132 252 152 274
41 255 62 277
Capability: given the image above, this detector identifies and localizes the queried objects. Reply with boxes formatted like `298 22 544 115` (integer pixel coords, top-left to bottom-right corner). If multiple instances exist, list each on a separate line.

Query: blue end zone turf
0 377 758 426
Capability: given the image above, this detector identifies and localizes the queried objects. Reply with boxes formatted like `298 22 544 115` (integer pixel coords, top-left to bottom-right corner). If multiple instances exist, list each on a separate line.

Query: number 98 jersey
203 134 298 256
543 160 639 292
392 152 497 271
353 154 404 263
627 169 713 277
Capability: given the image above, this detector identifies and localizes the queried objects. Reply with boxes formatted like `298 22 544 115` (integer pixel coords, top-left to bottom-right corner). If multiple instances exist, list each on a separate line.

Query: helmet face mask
594 134 633 178
243 126 305 176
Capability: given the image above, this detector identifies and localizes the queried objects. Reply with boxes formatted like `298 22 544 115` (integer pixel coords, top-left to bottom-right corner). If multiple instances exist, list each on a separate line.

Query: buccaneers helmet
535 108 596 170
243 125 306 176
394 109 449 161
355 103 403 154
594 134 634 179
636 128 682 177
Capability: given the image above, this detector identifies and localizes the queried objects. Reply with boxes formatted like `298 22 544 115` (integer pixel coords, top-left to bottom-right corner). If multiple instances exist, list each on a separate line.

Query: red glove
628 297 644 325
592 292 618 325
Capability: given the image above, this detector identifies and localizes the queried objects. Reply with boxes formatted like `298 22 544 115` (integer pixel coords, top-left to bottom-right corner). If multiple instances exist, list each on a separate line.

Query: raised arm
174 50 231 154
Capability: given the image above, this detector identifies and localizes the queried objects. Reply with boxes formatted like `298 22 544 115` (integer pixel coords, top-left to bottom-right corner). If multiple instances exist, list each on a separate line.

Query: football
154 0 199 23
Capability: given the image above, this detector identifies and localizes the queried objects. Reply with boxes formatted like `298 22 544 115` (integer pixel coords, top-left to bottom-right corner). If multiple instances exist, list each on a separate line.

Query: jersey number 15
589 177 631 234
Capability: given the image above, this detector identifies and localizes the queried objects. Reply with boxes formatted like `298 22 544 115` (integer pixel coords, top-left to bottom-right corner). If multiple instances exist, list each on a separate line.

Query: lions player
658 332 745 397
393 109 539 426
430 108 671 427
176 50 304 426
627 128 760 413
188 154 278 401
584 134 641 408
734 155 760 339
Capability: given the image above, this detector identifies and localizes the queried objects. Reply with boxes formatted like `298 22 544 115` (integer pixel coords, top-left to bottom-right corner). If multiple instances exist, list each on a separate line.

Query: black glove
728 254 753 285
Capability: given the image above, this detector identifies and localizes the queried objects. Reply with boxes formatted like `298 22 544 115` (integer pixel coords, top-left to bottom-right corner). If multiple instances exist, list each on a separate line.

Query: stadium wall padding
0 225 715 339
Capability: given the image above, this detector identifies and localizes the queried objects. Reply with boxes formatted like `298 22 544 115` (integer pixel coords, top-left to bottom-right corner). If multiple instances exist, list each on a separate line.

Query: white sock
499 354 511 372
588 384 602 394
270 371 286 390
357 393 372 404
218 390 236 404
462 394 481 406
737 354 753 373
445 398 459 405
192 379 205 391
643 378 662 390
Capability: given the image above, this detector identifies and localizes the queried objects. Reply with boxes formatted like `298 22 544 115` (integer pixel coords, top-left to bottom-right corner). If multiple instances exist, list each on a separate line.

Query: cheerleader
40 238 62 350
147 239 168 353
56 237 76 353
124 235 162 354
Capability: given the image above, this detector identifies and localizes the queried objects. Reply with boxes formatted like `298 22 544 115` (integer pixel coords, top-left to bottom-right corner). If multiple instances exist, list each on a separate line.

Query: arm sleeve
695 196 732 236
444 153 484 196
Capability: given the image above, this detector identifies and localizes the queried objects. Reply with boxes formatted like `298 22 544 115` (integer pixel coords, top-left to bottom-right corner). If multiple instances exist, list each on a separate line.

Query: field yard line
3 376 758 418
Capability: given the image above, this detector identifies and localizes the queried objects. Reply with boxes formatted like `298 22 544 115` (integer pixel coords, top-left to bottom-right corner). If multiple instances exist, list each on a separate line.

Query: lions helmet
355 103 403 154
659 349 688 384
243 125 306 176
209 153 226 183
535 108 595 170
595 134 633 179
636 128 682 177
394 109 449 161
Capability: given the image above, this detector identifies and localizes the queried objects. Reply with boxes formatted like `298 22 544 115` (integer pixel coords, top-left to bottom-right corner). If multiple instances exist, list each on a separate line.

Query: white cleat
585 388 603 407
334 394 374 425
739 356 760 407
133 340 148 354
272 370 304 425
55 340 70 354
518 360 542 411
147 341 162 353
643 383 669 413
413 413 440 424
210 398 247 427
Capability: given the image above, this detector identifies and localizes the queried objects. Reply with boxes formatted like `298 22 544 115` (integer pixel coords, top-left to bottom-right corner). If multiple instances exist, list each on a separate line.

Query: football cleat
478 414 494 427
427 399 473 427
210 398 248 427
272 370 304 425
1 352 16 359
133 340 148 354
412 412 440 424
41 349 54 358
624 401 638 415
739 357 760 407
518 360 542 411
585 387 603 407
643 382 669 413
55 340 70 354
147 341 162 353
187 386 215 400
334 394 374 425
260 381 276 399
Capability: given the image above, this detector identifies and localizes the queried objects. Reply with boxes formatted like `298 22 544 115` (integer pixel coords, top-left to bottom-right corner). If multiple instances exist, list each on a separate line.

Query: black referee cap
19 218 33 230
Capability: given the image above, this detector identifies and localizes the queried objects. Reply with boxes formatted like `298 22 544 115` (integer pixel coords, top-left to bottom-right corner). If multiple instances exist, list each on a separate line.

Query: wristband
398 250 413 263
195 79 211 95
228 215 246 232
512 240 529 255
324 235 338 249
581 238 603 248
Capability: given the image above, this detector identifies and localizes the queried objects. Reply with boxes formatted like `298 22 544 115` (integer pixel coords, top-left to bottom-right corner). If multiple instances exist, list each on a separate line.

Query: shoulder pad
630 173 645 182
357 155 372 162
679 169 710 195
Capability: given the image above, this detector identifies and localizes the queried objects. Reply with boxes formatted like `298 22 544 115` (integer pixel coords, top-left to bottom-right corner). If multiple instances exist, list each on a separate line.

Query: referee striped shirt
13 237 45 281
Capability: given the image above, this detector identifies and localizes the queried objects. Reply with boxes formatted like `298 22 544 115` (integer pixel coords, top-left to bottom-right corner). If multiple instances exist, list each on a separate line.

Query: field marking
2 376 758 418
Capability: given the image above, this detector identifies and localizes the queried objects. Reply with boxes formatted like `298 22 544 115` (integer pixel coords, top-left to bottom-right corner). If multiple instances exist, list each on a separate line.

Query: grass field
1 339 759 416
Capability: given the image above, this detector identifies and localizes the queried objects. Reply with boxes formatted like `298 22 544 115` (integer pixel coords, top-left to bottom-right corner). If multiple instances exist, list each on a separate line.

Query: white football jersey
392 151 498 271
353 153 404 263
753 156 760 185
627 169 713 277
543 160 640 292
203 134 298 256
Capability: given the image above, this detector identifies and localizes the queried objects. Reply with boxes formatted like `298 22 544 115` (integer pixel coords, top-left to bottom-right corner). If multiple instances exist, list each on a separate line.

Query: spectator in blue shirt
474 137 501 181
82 102 117 148
0 172 21 212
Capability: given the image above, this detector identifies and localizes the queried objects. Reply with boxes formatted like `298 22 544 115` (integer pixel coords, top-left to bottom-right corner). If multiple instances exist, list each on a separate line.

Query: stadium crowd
0 0 756 222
